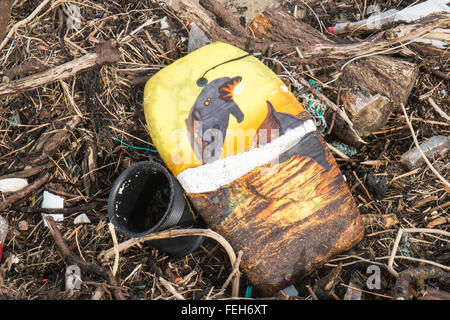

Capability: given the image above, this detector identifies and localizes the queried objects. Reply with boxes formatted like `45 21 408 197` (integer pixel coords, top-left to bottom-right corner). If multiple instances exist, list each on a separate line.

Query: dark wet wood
189 135 364 296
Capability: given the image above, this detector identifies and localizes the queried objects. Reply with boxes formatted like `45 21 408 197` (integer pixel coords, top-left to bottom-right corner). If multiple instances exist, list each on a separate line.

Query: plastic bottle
400 135 450 170
187 23 211 53
328 0 450 34
0 215 8 262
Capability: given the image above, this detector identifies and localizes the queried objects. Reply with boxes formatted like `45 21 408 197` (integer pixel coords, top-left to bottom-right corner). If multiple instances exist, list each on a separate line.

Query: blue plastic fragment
245 285 253 298
282 284 298 297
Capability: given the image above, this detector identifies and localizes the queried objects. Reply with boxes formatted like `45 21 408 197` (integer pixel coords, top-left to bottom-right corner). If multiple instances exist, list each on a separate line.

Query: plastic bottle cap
327 26 335 34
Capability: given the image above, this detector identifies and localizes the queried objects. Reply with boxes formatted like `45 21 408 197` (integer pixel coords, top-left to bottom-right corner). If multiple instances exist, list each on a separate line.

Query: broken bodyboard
143 42 364 296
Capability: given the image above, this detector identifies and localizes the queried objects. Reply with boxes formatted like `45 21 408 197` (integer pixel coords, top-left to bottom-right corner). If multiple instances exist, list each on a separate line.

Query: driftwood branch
98 228 241 297
0 0 13 43
198 0 248 37
0 172 50 211
0 39 120 97
179 0 449 61
393 265 450 300
12 201 102 215
25 115 82 166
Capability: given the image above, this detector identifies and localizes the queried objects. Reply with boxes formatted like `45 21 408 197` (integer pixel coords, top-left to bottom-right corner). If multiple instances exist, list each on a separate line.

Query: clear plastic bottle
0 215 8 262
400 135 450 170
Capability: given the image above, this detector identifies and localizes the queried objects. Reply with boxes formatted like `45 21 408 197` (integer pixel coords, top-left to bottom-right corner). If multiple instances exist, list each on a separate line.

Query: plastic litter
343 273 363 300
366 4 381 15
160 16 170 37
187 22 211 53
65 265 81 292
0 215 8 262
282 284 299 297
400 135 450 170
74 213 91 225
245 285 253 298
143 42 364 296
0 178 29 193
328 0 449 49
41 191 65 227
330 140 359 157
41 190 64 209
18 220 28 231
401 232 414 257
412 36 448 50
108 161 204 258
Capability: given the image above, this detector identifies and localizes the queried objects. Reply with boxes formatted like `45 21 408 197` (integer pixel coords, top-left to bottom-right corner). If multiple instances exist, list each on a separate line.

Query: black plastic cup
108 161 204 258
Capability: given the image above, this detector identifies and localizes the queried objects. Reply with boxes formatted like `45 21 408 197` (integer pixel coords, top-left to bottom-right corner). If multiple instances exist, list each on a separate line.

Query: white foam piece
74 213 91 225
41 191 64 227
0 178 29 193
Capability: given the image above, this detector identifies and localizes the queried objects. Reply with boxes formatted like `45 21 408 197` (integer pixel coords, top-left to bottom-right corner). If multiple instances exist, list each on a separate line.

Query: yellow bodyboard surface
144 42 306 176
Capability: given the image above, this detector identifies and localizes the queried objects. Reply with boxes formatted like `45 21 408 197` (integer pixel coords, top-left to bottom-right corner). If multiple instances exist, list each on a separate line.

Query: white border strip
177 119 316 193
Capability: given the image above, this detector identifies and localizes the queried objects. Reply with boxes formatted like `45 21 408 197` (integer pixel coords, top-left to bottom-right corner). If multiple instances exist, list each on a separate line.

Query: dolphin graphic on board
186 76 244 164
256 101 331 171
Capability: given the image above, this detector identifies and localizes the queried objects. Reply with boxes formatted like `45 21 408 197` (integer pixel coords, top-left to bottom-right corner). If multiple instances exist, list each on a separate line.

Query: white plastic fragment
366 4 381 15
41 191 64 227
41 191 64 209
65 4 82 31
328 0 450 47
160 16 170 37
42 214 64 227
74 213 91 225
344 273 363 300
282 284 299 297
0 178 29 193
413 37 448 49
65 265 81 292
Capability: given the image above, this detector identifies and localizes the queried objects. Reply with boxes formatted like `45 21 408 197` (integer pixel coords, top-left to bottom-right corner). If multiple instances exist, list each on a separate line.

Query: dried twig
0 40 120 97
400 103 450 189
427 97 450 122
159 276 186 300
98 228 240 296
0 172 50 211
220 250 243 296
2 58 45 83
44 215 126 300
387 228 450 278
27 115 81 166
108 223 120 277
0 0 52 51
0 163 55 180
12 201 102 214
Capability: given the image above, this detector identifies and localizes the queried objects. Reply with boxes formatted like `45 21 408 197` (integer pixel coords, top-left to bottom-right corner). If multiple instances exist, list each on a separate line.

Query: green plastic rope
107 129 158 153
